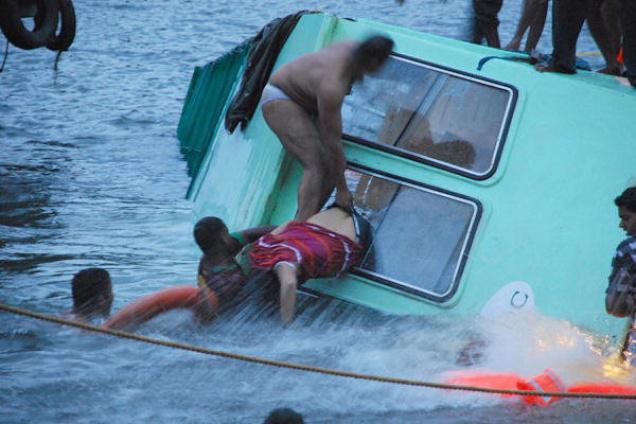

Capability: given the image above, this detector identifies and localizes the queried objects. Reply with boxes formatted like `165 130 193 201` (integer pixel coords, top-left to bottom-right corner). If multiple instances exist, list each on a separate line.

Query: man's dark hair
193 216 228 252
72 267 112 315
263 408 304 424
353 35 394 64
615 187 636 213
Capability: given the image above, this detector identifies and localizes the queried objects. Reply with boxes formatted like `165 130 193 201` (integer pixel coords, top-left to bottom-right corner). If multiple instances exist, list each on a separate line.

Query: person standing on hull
261 35 394 221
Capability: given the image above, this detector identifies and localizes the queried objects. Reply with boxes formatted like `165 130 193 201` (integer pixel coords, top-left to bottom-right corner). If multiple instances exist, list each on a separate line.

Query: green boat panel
178 45 249 182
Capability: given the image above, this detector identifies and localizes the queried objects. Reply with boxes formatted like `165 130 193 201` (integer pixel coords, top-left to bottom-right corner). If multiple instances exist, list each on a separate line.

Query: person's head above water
71 267 113 317
193 216 235 255
263 408 304 424
615 187 636 236
351 35 394 76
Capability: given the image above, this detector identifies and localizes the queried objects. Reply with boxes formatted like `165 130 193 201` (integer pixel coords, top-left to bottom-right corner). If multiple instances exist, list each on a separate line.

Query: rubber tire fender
42 0 76 51
0 0 59 50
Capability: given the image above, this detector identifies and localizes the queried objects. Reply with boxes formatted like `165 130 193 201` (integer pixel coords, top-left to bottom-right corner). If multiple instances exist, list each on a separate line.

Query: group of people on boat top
397 0 636 87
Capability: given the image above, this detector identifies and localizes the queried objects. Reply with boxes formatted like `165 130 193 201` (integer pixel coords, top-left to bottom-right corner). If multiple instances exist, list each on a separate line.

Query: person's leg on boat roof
525 0 549 52
622 0 636 87
587 0 622 75
262 100 330 221
538 0 587 73
505 0 532 51
472 0 503 48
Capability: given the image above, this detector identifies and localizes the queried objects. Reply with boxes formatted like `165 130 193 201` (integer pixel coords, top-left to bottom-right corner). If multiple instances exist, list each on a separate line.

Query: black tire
0 0 59 50
45 0 76 51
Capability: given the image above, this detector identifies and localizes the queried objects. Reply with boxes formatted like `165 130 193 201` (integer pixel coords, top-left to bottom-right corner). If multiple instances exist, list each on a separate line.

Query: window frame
343 53 518 180
347 164 482 302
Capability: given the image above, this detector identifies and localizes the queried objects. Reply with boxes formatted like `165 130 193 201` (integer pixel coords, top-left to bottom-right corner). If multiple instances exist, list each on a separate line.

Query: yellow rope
1 302 635 400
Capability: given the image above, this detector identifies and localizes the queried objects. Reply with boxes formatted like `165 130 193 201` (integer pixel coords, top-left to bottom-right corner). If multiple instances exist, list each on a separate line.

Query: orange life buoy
568 382 636 396
516 368 566 406
444 370 526 398
103 285 218 330
444 368 566 406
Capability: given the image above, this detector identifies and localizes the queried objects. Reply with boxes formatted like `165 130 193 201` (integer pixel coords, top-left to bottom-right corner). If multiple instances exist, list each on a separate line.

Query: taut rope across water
1 302 635 401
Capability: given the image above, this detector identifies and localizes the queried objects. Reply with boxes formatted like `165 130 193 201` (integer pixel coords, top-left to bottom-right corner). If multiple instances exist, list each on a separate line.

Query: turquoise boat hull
178 13 636 344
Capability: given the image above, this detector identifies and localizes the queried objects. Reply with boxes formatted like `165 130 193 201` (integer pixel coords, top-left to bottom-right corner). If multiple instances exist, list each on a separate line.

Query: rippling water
2 1 627 423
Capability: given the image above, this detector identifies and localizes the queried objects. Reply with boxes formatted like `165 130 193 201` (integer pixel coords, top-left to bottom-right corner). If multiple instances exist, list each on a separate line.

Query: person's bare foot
615 76 632 87
504 38 522 51
534 62 558 73
598 65 622 76
534 62 575 74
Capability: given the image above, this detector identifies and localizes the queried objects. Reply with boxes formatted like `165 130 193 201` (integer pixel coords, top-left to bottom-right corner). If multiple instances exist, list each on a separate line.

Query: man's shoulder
616 236 636 252
615 236 636 264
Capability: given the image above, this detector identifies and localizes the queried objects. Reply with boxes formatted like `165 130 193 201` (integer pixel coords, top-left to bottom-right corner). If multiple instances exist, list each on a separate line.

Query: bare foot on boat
615 76 633 87
598 65 622 76
534 62 575 74
504 38 521 51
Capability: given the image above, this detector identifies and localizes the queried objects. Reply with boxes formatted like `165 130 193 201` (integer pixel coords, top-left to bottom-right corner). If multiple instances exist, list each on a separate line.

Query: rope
0 40 9 73
1 302 635 400
54 50 63 71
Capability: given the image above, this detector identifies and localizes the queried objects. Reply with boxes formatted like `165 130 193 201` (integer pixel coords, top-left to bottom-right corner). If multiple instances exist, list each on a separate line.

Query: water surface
1 1 628 423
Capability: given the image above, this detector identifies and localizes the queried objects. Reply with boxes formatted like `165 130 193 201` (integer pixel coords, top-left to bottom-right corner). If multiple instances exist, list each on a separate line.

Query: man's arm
317 88 353 208
236 225 277 244
275 262 299 324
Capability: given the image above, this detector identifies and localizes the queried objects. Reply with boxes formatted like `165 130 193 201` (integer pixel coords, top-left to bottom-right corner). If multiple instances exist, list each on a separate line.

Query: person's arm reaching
275 262 299 324
235 225 277 244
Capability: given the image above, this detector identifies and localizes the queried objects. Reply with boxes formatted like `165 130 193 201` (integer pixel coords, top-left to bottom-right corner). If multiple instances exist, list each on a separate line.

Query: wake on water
97 277 633 412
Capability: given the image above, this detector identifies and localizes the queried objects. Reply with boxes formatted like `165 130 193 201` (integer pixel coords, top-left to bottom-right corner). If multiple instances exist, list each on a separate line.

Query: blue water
1 1 630 423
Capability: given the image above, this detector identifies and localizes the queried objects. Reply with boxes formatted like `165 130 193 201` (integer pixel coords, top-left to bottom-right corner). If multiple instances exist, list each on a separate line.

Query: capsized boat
177 12 636 348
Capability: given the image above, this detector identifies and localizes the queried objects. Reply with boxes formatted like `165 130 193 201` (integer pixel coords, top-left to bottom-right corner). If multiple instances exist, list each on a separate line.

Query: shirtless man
261 36 394 221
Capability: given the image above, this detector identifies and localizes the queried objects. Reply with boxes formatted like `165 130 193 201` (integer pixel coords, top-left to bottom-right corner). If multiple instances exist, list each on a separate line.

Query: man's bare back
269 41 358 114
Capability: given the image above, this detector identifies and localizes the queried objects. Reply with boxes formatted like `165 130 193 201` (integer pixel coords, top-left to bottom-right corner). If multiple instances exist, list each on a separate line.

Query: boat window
342 55 514 178
342 167 480 300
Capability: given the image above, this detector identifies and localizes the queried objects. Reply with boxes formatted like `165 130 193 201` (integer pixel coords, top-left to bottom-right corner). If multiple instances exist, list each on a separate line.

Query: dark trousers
472 0 504 48
622 0 636 86
550 0 588 73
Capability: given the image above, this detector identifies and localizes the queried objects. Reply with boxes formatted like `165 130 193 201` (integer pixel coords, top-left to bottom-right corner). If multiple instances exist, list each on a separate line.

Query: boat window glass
341 168 479 300
342 55 513 178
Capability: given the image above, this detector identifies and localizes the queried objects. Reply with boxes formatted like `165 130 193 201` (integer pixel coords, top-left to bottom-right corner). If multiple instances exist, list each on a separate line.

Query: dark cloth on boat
249 221 364 282
225 11 314 133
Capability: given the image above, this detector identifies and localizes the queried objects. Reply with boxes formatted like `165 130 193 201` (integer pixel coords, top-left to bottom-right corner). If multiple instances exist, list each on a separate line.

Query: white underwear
259 83 292 107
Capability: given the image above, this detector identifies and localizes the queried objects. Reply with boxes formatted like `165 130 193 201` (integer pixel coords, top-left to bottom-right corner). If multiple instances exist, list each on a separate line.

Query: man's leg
587 0 621 74
541 0 587 73
505 0 534 51
263 100 330 220
473 0 503 48
525 0 549 52
622 0 636 87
